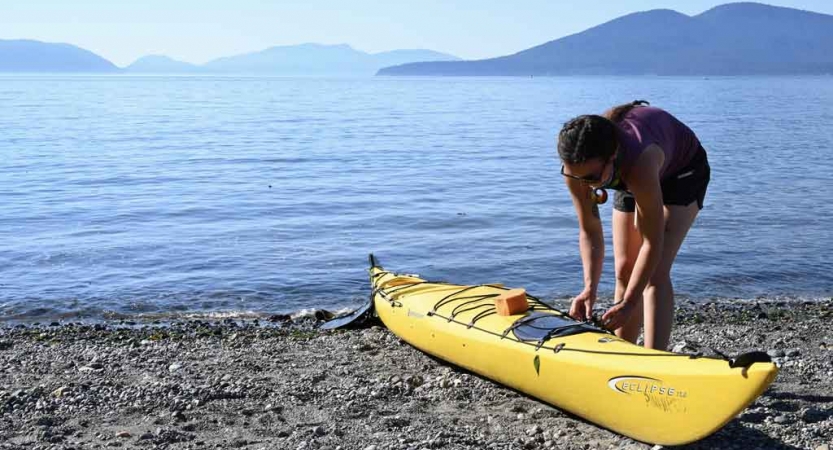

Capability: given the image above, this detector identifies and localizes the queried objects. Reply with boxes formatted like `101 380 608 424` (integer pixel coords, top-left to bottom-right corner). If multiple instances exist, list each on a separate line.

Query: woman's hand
569 288 596 321
601 300 638 331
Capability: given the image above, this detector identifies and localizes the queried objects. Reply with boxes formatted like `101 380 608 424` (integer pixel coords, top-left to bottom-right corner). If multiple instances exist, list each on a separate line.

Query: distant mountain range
198 44 459 75
124 55 201 73
0 40 119 73
3 3 833 76
0 40 459 75
379 2 833 76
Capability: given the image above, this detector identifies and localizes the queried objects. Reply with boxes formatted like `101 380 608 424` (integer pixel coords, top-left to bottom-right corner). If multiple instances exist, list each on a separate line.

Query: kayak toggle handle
729 351 773 369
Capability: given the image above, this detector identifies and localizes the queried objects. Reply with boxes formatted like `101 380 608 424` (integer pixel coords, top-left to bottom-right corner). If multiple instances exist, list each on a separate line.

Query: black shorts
613 147 710 213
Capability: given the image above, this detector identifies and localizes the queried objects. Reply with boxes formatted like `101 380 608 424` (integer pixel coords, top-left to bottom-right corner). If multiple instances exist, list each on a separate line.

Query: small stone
51 386 71 398
815 445 829 450
526 425 542 436
801 408 826 423
168 363 182 372
363 446 377 450
773 415 792 424
767 349 785 358
652 445 664 450
313 426 326 437
116 431 131 439
138 433 154 441
36 416 55 427
671 342 689 353
785 348 800 357
405 375 424 387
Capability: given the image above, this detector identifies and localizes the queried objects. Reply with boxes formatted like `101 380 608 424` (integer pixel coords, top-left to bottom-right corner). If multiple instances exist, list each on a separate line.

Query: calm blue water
1 75 831 321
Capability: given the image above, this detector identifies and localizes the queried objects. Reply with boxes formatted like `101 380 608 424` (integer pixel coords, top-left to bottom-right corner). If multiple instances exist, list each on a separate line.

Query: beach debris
51 386 71 398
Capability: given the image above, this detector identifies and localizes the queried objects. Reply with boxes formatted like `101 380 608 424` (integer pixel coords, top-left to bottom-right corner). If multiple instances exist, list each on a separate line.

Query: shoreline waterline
1 295 830 325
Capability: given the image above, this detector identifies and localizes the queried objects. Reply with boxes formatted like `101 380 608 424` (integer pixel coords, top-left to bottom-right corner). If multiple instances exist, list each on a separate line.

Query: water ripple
0 75 831 320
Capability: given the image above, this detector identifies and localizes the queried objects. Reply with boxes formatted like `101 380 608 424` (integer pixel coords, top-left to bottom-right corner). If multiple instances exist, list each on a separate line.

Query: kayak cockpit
508 311 606 343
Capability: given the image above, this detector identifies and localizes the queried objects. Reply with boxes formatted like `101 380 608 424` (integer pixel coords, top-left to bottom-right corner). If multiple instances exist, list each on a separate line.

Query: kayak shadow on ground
687 420 803 450
765 389 833 404
416 350 802 450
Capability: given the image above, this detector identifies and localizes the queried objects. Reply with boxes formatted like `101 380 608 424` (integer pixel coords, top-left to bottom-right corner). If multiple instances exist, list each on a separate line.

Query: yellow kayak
363 256 778 445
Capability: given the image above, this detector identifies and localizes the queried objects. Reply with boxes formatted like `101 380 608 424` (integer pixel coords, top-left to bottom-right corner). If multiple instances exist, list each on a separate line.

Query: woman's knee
647 272 673 292
615 261 634 284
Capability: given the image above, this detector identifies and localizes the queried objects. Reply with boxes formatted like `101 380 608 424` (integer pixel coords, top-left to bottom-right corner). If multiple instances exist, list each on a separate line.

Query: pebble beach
1 300 831 450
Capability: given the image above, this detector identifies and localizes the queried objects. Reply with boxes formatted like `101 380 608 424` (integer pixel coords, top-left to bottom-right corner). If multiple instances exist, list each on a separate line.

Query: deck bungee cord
361 254 773 369
377 277 713 359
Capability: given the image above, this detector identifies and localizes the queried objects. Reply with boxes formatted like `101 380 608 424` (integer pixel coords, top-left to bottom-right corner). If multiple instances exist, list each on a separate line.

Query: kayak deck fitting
325 255 778 445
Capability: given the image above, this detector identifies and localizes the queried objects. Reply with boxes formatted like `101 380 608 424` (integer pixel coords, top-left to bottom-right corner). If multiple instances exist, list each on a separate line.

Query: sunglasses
560 159 612 186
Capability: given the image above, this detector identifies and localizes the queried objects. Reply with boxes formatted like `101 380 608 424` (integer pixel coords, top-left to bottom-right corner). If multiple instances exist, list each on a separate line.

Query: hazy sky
3 1 832 67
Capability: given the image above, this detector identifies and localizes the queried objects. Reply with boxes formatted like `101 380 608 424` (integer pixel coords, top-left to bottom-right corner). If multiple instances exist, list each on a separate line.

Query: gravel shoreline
1 300 831 450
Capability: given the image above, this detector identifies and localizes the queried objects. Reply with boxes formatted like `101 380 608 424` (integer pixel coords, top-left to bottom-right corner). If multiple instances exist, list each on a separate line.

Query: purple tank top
615 106 701 179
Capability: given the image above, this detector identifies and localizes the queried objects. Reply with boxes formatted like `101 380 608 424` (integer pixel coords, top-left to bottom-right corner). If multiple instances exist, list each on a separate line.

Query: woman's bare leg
642 202 700 350
612 209 643 343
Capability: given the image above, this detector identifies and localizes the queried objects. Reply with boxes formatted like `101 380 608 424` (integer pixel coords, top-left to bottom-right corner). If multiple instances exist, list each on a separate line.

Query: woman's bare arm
602 144 665 329
565 177 604 319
